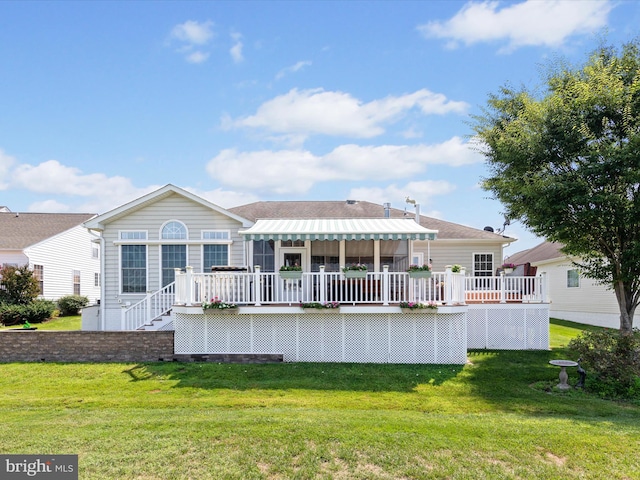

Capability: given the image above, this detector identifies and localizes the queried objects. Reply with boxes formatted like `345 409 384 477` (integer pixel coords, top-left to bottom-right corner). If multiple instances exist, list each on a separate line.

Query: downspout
88 228 106 330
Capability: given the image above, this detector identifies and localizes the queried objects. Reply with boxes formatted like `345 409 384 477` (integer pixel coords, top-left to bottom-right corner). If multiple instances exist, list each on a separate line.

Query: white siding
536 259 640 329
100 192 246 328
24 225 100 302
413 240 505 275
0 250 29 266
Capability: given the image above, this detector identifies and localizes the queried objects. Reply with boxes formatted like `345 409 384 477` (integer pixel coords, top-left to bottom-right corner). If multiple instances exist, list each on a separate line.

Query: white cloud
206 149 326 195
227 88 468 142
10 159 161 213
0 149 16 190
185 187 260 209
419 0 612 52
348 180 457 209
169 20 215 63
205 137 482 195
186 51 209 64
275 60 312 80
27 199 71 213
171 20 214 45
230 32 244 63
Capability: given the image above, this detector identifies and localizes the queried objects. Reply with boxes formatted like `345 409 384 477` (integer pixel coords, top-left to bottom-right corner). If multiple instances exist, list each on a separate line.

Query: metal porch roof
239 218 438 241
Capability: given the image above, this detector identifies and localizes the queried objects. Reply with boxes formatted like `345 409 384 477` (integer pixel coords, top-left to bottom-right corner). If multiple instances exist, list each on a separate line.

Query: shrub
0 265 40 305
57 295 89 316
0 300 56 326
569 328 640 399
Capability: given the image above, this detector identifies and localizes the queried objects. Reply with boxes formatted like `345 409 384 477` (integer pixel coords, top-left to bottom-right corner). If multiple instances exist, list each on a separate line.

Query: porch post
319 265 326 304
499 271 506 304
540 272 548 303
184 266 193 306
382 264 389 306
444 265 452 305
254 265 262 306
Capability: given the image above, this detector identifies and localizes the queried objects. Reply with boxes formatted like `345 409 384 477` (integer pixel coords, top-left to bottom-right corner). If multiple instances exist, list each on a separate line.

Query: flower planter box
408 271 431 279
503 268 514 274
401 308 436 313
303 308 340 314
344 270 367 279
279 271 303 280
204 308 239 314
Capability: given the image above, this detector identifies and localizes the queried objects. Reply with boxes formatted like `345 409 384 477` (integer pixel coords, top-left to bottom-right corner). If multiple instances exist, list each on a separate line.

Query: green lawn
0 319 638 479
0 315 81 331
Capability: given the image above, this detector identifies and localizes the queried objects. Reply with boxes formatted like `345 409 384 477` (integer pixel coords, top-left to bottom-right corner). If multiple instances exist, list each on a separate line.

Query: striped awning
239 218 438 241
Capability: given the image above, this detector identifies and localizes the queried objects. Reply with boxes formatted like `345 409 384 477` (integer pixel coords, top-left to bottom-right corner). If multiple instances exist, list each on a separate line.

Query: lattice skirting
467 304 549 350
173 311 467 364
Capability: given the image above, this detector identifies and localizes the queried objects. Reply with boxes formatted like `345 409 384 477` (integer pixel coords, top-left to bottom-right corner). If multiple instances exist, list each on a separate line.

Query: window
120 231 147 240
345 240 374 271
202 230 230 240
203 244 228 269
160 221 187 286
253 240 275 272
473 253 494 277
311 241 339 272
73 270 81 295
121 245 147 293
161 221 187 240
33 264 44 294
281 240 305 247
92 246 99 258
94 272 100 287
567 269 580 288
380 240 409 272
162 245 186 286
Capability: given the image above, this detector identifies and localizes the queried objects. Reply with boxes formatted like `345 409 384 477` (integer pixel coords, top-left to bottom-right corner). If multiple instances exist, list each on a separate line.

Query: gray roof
506 241 565 265
0 212 96 249
229 200 513 242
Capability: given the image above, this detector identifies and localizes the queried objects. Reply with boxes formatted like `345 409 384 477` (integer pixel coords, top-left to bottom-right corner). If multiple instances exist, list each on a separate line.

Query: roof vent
346 200 357 205
484 226 494 232
383 203 391 218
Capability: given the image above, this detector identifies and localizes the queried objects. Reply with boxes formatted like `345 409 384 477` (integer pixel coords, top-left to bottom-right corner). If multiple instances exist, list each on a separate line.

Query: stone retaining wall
0 331 175 362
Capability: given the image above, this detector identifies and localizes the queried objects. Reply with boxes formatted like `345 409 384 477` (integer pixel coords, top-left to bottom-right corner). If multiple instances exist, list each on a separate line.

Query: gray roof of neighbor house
0 212 96 249
506 241 565 265
229 200 514 242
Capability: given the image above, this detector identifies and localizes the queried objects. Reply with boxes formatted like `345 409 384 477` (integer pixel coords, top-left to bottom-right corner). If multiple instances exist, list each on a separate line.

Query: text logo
1 455 78 479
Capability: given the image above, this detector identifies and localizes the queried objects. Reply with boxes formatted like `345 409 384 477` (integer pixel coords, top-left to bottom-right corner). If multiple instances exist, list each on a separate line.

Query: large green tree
473 41 640 333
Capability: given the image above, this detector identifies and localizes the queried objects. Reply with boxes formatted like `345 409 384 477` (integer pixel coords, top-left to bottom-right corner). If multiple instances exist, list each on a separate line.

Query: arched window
161 221 187 240
161 221 187 286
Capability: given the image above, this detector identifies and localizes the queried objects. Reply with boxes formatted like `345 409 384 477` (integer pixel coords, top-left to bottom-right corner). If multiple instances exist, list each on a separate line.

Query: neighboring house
83 184 547 363
0 210 100 303
506 241 637 329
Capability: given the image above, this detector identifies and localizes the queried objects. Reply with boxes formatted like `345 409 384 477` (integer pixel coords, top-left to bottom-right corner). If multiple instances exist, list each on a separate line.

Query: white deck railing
121 281 176 330
173 266 546 307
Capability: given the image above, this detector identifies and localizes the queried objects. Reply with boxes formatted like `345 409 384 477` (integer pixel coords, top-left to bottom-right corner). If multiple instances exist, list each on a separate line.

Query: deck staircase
121 282 175 331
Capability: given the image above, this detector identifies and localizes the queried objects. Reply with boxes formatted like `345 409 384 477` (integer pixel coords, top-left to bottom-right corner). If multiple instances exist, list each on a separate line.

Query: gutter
87 228 106 330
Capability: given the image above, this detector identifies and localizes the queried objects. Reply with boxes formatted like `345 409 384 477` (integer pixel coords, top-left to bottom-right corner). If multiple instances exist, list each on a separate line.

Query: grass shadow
123 361 463 393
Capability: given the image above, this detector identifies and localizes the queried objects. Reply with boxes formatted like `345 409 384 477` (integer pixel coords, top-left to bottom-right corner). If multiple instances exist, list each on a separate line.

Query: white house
83 184 549 363
506 241 638 329
0 210 100 303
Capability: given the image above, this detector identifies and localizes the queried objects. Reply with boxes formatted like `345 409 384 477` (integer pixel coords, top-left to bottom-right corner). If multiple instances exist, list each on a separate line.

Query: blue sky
1 0 638 254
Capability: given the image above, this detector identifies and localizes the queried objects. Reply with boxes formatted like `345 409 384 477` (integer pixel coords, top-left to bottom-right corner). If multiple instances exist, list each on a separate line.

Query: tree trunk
614 281 635 334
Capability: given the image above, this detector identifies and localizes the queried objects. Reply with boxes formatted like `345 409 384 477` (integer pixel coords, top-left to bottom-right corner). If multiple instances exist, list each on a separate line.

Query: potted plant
300 301 340 313
399 301 438 313
342 263 368 279
201 297 238 313
501 263 516 274
279 265 303 280
407 264 432 279
451 264 462 273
